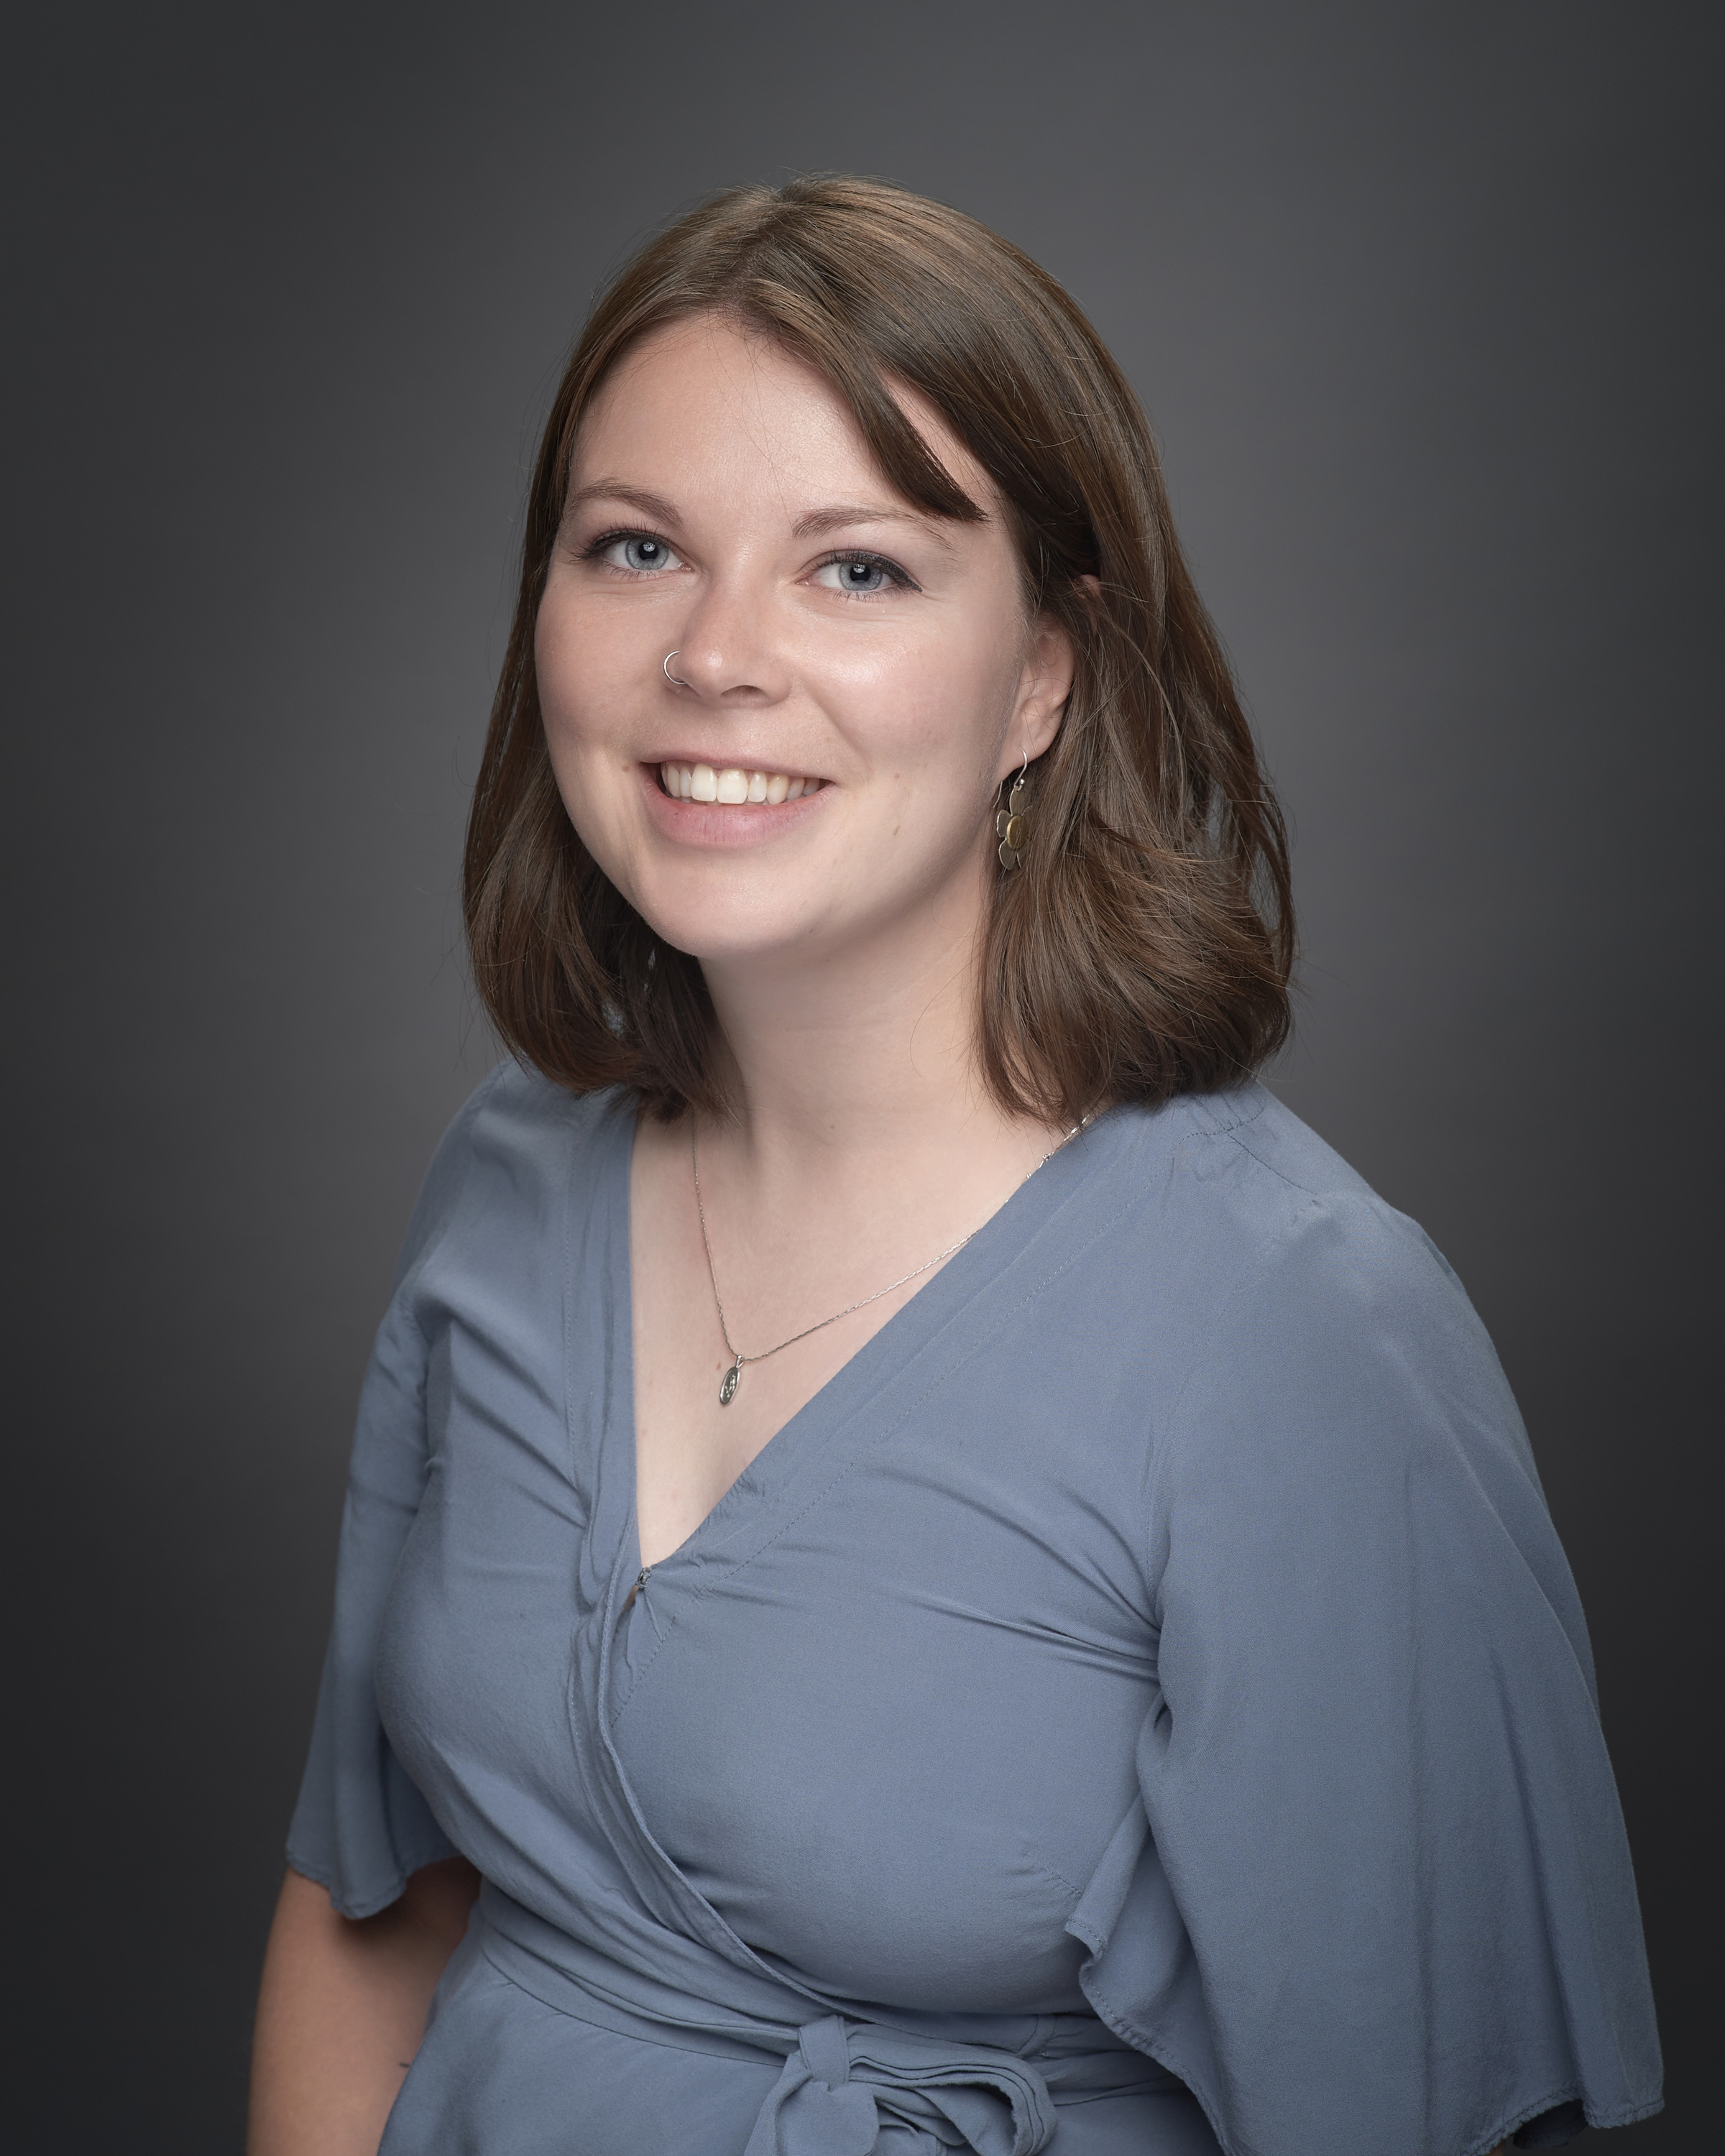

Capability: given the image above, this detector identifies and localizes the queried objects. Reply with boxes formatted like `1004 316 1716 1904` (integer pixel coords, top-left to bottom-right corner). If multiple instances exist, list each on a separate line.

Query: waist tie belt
477 1894 1165 2156
744 2011 1052 2156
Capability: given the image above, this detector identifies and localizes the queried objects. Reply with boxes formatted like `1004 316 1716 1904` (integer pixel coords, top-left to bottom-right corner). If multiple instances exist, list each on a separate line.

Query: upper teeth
661 763 817 804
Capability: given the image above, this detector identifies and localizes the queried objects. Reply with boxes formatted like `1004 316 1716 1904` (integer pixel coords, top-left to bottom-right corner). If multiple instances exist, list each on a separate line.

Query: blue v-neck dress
287 1062 1660 2156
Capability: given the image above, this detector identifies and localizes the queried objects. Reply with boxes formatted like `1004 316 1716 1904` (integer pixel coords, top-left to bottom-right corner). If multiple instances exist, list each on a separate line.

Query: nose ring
663 650 688 687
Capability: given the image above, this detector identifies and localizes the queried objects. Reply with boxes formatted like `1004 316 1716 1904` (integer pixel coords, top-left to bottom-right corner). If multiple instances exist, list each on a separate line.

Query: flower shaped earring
996 754 1030 870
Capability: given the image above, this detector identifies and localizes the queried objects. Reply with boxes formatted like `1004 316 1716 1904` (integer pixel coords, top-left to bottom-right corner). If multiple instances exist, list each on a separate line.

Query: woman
249 178 1660 2156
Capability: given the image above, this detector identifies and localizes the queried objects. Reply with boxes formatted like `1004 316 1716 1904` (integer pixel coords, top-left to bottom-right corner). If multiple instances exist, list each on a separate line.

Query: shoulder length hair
464 175 1294 1125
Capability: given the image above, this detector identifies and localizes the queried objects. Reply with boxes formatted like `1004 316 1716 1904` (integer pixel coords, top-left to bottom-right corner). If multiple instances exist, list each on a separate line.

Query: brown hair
464 175 1293 1123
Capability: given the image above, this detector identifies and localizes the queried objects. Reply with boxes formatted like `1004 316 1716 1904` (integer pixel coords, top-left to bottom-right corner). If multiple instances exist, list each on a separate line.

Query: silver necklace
691 1115 1092 1406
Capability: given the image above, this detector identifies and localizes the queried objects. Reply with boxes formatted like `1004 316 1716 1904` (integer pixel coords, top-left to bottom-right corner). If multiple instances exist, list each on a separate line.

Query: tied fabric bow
742 2014 1058 2156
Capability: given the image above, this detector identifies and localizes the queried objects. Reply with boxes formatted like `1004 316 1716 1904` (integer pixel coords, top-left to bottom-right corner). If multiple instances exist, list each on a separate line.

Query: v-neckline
568 1086 1167 2004
606 1100 1133 1594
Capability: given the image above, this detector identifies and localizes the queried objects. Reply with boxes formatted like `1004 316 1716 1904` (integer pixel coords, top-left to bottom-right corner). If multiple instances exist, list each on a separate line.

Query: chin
590 816 981 975
636 894 832 969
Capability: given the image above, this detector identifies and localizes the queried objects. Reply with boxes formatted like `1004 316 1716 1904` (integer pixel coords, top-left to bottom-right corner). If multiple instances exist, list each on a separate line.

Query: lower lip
637 765 830 848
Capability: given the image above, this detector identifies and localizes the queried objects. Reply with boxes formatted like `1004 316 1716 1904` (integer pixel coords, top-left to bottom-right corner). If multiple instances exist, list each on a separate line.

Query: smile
658 763 823 804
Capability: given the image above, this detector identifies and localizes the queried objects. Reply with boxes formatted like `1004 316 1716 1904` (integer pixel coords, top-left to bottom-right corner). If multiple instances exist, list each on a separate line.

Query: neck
695 863 1041 1178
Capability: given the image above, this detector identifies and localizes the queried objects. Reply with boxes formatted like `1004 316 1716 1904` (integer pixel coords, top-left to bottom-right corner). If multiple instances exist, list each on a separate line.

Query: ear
1001 603 1082 781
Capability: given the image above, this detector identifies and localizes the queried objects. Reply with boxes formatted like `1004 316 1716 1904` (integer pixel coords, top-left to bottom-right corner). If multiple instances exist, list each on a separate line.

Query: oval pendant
719 1360 741 1406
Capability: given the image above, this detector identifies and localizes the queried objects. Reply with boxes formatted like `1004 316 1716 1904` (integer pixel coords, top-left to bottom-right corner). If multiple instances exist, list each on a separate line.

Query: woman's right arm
247 1856 481 2156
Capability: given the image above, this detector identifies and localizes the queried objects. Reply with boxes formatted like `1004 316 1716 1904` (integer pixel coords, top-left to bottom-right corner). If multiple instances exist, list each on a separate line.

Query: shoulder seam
392 1061 516 1304
1184 1084 1270 1140
1217 1121 1334 1199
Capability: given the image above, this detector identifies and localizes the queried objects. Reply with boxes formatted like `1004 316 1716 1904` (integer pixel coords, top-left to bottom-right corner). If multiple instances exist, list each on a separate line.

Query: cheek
532 602 644 881
535 597 599 746
535 580 656 752
860 621 1022 784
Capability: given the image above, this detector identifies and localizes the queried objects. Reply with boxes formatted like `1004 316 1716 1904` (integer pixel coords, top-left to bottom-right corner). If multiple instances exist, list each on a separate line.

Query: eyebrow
564 481 682 525
790 503 961 554
565 482 961 556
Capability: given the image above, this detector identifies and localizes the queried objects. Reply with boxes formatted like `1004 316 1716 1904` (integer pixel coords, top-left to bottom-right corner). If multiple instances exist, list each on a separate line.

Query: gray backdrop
6 4 1716 2149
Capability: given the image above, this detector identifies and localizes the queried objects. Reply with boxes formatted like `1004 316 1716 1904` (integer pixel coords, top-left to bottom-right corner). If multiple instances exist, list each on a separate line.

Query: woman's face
535 313 1072 975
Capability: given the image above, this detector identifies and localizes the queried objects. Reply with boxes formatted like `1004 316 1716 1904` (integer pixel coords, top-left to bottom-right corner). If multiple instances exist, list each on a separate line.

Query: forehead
572 312 992 517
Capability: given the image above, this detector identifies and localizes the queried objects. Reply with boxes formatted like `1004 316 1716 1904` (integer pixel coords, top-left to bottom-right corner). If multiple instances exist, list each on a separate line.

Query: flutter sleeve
283 1077 497 1917
1068 1192 1662 2156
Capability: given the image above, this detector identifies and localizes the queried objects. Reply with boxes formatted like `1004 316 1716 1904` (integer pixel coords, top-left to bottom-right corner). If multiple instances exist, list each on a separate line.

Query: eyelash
817 549 919 595
581 527 675 568
579 528 919 594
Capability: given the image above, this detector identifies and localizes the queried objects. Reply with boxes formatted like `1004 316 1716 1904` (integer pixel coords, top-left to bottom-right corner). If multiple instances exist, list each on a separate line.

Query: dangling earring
996 750 1030 870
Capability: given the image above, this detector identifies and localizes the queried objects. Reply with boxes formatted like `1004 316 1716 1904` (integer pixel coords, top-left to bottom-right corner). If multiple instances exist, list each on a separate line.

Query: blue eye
592 533 681 573
815 553 909 595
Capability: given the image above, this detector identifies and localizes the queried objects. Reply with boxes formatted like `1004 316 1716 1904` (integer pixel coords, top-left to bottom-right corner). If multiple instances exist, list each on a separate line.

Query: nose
666 571 791 706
